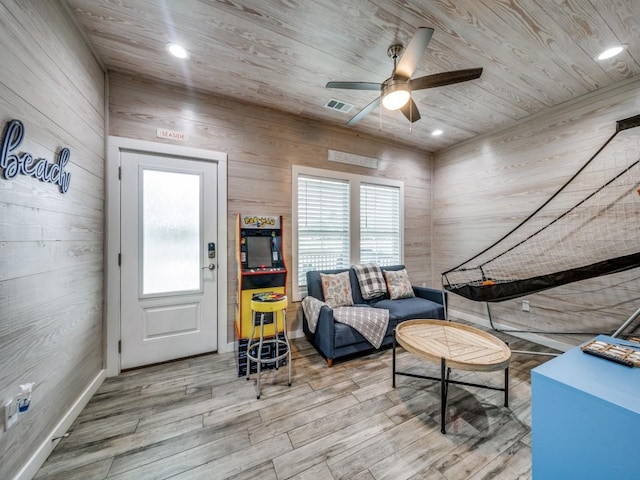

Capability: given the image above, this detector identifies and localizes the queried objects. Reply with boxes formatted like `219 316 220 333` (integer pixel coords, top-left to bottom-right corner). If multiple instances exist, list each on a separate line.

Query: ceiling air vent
324 98 354 113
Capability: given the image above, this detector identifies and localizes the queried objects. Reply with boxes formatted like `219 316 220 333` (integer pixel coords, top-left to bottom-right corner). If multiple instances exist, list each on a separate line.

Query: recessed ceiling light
166 43 189 59
596 44 627 61
431 129 443 136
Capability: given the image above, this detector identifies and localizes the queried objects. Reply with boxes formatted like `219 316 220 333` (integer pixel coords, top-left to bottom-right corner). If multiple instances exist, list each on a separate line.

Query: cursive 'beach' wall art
0 119 72 193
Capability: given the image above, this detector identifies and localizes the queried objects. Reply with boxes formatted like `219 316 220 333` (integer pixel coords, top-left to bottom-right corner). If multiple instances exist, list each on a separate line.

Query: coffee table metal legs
393 329 510 434
439 359 455 433
392 330 397 388
440 358 446 433
504 367 509 407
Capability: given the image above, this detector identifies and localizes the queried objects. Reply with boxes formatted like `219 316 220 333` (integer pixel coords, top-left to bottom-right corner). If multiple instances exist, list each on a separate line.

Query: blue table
531 335 640 479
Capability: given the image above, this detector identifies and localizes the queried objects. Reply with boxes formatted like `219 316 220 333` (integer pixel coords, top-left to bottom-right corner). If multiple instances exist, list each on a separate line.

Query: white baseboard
449 308 573 353
12 369 106 480
289 328 305 340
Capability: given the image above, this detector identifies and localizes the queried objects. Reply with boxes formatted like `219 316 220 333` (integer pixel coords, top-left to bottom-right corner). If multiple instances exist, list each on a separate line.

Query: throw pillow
384 268 415 300
352 263 387 300
320 271 354 308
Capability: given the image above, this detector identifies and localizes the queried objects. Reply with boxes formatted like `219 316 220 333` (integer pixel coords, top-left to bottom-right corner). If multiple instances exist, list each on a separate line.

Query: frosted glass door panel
142 169 202 295
121 149 219 369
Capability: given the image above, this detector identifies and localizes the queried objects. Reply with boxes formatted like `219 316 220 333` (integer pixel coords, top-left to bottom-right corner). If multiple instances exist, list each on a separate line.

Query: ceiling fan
326 27 483 126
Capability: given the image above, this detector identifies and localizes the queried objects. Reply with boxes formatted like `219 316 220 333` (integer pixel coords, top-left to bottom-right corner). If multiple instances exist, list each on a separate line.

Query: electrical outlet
4 399 18 431
522 300 530 312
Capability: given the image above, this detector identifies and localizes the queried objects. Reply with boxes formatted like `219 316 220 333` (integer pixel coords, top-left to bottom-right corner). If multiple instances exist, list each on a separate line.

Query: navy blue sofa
302 265 446 366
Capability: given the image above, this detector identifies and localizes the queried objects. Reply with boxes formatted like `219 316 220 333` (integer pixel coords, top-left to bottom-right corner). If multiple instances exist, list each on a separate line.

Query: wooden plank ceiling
65 0 640 152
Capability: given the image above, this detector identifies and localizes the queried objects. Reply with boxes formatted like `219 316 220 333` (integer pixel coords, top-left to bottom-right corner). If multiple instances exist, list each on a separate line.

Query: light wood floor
35 329 557 480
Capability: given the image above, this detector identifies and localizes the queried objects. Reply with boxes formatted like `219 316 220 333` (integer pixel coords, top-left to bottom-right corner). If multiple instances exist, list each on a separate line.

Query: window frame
291 165 404 301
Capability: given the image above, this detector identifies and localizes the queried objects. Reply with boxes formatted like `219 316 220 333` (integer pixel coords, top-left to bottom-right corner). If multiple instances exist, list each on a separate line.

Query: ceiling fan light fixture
326 28 482 126
381 81 411 110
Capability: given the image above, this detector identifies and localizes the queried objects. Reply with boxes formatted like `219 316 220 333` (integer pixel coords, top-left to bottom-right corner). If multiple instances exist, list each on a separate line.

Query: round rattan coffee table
392 319 511 433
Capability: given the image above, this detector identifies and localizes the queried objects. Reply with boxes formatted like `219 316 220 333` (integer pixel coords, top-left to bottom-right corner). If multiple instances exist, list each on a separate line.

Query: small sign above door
156 128 188 142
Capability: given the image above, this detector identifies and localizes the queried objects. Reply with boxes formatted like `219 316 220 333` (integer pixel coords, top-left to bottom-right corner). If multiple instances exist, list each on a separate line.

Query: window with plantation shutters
292 166 404 300
296 175 350 294
360 183 401 266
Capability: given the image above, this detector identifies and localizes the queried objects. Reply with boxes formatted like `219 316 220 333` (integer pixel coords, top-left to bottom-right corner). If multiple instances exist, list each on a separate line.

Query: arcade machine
235 214 287 375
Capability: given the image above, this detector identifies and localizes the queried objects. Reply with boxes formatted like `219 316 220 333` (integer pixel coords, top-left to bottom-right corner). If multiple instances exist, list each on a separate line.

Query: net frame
442 114 640 303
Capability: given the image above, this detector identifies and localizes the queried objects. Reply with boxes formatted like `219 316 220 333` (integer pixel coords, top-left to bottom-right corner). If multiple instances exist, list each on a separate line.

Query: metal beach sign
0 119 72 193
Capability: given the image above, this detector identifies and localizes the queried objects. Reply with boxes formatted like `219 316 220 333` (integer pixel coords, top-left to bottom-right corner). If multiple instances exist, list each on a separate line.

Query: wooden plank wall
0 1 105 479
433 76 640 348
108 72 433 343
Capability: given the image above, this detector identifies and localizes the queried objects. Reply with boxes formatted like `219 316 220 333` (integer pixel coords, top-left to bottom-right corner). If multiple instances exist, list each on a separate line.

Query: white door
120 151 218 369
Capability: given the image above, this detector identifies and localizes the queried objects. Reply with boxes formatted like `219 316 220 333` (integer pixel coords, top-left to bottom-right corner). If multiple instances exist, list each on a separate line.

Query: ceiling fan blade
409 67 483 91
400 98 421 123
347 97 381 126
395 27 434 78
326 81 381 91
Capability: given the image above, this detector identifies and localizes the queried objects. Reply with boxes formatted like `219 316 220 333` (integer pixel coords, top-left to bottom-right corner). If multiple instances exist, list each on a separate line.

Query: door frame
106 136 228 376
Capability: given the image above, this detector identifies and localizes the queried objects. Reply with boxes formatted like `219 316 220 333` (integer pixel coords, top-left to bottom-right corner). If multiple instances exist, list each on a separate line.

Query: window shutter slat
297 175 350 295
360 183 401 266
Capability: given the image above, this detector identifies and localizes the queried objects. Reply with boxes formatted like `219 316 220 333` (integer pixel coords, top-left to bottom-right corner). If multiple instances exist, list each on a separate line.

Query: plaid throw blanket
302 296 389 348
352 263 387 300
301 296 325 333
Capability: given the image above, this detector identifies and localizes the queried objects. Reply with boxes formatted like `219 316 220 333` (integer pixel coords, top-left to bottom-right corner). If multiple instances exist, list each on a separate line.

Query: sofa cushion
352 263 387 300
307 268 349 300
383 268 415 300
370 297 444 321
320 271 354 307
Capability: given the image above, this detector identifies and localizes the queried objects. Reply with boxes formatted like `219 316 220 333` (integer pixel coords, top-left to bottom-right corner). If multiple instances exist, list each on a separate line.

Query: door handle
202 264 216 270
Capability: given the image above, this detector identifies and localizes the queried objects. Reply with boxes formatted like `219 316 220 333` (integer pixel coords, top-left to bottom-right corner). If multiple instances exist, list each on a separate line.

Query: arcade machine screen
246 235 272 269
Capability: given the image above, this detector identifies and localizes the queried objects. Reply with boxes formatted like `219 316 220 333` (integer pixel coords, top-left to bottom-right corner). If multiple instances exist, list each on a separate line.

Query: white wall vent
328 149 380 169
324 98 354 113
